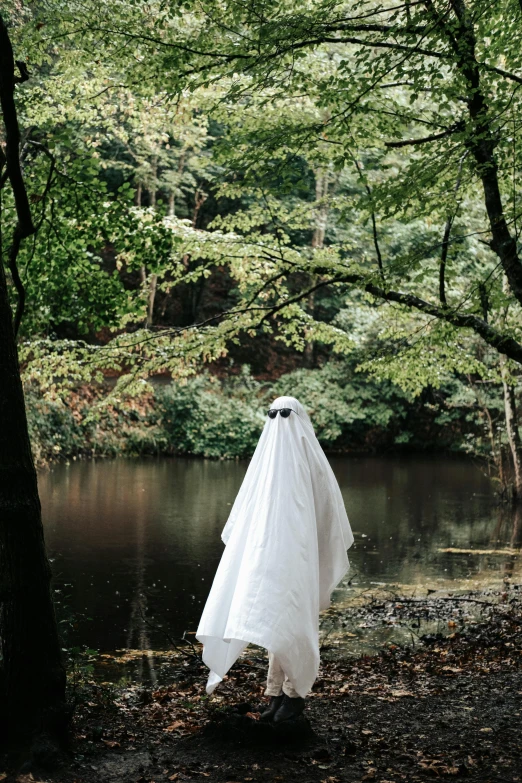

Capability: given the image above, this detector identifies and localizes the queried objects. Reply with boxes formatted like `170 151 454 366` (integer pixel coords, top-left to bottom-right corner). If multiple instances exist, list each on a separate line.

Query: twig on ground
137 606 199 660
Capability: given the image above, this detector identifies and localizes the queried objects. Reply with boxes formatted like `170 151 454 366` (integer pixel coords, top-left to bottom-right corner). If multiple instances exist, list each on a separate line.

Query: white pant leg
265 652 300 698
282 676 300 699
265 651 284 696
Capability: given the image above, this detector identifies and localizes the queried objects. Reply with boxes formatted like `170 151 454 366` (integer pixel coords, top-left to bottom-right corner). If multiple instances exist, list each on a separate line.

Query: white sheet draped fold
196 396 353 698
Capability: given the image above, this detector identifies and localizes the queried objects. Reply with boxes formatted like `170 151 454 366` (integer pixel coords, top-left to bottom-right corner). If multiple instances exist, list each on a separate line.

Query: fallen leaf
390 690 415 698
169 775 178 781
479 727 493 732
245 711 259 720
0 775 7 782
101 739 120 748
165 720 184 732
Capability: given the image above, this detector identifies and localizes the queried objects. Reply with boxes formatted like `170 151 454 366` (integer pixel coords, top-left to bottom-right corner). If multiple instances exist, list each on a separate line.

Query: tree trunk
145 165 158 328
304 169 330 367
483 399 505 489
137 181 149 307
137 177 158 328
0 257 67 744
500 353 522 500
450 0 522 307
498 275 522 501
147 271 158 327
311 168 329 251
0 12 67 747
469 373 506 490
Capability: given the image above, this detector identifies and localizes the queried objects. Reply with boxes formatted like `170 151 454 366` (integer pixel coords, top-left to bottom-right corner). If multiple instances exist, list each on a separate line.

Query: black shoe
273 694 306 724
259 694 284 722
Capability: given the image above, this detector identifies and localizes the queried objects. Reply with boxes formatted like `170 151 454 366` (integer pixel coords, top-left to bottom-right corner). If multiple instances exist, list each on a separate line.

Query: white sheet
196 395 353 697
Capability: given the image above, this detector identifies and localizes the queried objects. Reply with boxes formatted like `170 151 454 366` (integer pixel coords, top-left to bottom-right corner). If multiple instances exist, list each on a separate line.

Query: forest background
3 0 522 484
4 0 522 750
3 0 522 497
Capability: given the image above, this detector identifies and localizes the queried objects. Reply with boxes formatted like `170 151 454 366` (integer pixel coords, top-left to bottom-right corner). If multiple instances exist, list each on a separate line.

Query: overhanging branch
385 121 464 147
253 274 522 364
352 278 522 363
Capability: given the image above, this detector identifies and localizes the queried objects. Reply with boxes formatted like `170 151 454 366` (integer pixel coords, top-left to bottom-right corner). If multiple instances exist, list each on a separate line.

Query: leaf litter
2 585 522 782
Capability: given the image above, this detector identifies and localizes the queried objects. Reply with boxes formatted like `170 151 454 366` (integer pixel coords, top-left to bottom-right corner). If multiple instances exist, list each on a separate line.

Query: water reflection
39 456 520 654
490 504 522 580
125 499 157 684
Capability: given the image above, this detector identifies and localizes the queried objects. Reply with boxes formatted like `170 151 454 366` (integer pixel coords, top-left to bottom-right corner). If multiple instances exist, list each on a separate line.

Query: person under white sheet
196 395 353 723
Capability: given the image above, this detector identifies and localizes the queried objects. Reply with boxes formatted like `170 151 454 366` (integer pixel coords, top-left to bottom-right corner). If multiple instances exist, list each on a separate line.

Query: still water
40 456 521 655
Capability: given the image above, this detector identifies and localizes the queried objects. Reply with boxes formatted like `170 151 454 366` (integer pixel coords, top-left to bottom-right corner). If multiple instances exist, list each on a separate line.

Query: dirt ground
2 591 522 783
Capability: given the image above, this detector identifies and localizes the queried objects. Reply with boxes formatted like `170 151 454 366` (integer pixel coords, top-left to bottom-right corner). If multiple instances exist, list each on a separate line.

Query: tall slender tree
0 13 67 746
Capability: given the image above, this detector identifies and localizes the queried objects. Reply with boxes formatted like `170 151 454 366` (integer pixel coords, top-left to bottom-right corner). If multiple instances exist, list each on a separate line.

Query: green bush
25 385 165 465
270 361 411 451
26 388 86 464
26 359 501 466
156 373 265 458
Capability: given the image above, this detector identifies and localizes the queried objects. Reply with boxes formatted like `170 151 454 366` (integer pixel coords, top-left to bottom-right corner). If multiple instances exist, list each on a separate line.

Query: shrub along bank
25 362 502 467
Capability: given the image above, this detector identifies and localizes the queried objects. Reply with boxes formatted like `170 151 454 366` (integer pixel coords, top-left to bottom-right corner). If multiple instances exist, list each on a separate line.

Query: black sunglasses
267 408 295 419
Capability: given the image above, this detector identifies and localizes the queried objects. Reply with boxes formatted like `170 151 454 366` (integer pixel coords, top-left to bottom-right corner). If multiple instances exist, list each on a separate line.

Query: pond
40 456 521 663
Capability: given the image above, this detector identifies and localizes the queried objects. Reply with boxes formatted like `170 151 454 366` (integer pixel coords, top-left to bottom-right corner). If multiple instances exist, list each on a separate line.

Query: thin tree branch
318 22 427 35
385 122 464 148
22 151 57 280
75 25 450 64
257 276 345 326
290 35 448 59
439 221 452 307
370 211 384 278
440 151 468 305
483 64 522 86
347 149 385 279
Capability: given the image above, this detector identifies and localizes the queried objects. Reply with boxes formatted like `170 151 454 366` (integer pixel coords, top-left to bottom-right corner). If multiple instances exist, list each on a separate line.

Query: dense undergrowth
26 361 494 467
